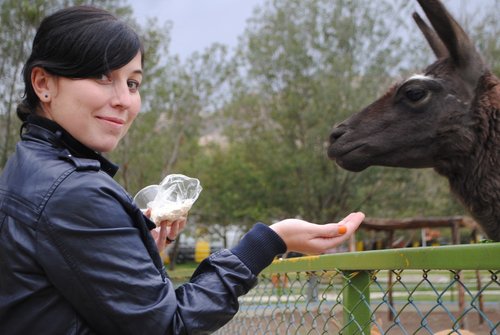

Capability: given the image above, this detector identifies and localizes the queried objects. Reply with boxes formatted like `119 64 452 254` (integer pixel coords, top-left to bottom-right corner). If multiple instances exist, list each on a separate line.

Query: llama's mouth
327 142 364 160
327 143 368 172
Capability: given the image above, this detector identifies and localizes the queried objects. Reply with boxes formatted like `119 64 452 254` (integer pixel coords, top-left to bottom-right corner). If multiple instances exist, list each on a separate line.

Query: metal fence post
343 270 371 335
306 272 319 303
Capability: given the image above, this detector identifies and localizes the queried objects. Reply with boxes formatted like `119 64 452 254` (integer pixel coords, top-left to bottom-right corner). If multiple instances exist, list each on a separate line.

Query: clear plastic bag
134 174 202 225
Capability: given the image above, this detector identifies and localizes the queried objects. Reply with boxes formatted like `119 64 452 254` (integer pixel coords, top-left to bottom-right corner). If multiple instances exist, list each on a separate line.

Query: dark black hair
17 5 144 121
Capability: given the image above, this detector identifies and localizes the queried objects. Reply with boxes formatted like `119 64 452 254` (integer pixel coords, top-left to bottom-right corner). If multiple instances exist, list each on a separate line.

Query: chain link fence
214 243 500 335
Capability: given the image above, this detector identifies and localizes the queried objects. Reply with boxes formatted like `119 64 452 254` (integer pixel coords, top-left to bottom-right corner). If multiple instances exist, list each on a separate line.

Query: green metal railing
215 243 500 334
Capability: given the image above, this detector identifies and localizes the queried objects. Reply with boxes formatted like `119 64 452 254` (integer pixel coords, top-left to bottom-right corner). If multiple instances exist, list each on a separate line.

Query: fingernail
338 225 347 235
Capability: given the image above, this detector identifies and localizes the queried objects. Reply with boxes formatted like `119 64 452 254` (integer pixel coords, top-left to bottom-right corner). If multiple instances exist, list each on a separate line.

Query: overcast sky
129 0 266 60
128 0 495 61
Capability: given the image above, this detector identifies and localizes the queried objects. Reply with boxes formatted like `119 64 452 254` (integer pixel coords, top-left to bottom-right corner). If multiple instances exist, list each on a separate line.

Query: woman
0 6 364 335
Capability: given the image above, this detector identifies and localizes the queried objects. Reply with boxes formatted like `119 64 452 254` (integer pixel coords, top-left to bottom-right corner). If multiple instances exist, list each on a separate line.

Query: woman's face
40 52 143 152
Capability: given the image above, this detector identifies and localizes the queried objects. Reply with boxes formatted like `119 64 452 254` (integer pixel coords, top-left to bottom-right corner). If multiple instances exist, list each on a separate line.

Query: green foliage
469 0 500 76
195 145 270 225
0 0 136 168
217 0 444 223
109 29 236 194
1 0 498 240
0 0 53 166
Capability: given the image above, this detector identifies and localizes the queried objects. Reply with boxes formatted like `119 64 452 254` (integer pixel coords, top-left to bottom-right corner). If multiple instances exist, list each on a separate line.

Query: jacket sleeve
36 171 286 335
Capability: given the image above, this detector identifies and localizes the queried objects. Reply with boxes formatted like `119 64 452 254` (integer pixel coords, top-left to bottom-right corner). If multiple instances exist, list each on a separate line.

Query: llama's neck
440 72 500 241
447 163 500 240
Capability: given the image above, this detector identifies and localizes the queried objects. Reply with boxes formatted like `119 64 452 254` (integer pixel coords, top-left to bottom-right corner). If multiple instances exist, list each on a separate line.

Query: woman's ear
31 67 54 103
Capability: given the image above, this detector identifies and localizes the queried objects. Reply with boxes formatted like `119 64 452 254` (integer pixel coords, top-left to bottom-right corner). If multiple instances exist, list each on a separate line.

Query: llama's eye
405 88 427 102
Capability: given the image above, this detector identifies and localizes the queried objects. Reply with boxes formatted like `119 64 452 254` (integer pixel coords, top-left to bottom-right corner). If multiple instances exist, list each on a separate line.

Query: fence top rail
263 242 500 274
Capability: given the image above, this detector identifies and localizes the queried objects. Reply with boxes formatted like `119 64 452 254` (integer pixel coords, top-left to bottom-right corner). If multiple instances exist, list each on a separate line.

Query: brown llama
327 0 500 241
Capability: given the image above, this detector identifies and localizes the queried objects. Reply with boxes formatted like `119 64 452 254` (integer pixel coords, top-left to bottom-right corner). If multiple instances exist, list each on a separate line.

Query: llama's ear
416 0 484 83
412 12 448 59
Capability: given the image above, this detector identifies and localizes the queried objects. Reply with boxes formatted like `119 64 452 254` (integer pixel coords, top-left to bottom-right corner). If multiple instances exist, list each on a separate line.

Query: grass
163 259 499 305
165 261 198 279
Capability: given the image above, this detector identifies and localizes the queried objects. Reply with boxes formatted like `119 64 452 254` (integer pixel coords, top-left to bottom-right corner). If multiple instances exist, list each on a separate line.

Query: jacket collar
21 115 119 177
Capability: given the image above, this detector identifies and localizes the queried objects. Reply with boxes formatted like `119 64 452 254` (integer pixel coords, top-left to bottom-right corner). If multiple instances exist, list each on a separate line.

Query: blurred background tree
1 0 498 249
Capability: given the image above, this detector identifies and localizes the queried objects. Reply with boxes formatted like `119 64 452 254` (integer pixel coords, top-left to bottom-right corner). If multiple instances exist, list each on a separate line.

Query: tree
0 0 52 167
214 0 427 224
2 0 498 246
468 0 500 75
109 37 236 195
0 0 134 169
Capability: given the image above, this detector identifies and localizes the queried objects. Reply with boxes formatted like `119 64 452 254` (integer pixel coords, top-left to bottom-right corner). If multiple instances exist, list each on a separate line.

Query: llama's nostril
329 126 346 143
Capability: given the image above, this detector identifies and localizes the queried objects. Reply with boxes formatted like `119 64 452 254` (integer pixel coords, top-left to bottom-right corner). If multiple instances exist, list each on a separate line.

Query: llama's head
327 0 487 173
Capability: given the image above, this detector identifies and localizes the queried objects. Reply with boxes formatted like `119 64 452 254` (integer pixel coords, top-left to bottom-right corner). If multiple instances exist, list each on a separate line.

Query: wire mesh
215 268 499 335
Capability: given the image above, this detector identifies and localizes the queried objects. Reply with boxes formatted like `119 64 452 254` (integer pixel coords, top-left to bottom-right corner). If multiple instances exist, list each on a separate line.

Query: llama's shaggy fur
443 72 500 240
327 0 500 241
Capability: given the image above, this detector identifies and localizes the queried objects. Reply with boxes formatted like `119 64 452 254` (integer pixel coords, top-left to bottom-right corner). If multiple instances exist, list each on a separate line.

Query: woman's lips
97 116 125 126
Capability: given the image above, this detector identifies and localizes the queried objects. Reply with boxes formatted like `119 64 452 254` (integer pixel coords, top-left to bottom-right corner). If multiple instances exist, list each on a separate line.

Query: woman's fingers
158 223 168 246
167 221 179 241
151 216 188 251
309 212 364 252
316 212 364 239
332 212 364 236
164 217 187 244
176 216 187 232
270 212 365 255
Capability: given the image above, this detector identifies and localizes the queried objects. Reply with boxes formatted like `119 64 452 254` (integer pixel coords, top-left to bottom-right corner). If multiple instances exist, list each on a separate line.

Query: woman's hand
270 212 364 255
145 208 187 251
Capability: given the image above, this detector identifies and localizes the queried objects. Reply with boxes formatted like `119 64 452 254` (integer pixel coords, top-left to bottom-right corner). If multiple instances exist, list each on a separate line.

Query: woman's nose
111 82 132 109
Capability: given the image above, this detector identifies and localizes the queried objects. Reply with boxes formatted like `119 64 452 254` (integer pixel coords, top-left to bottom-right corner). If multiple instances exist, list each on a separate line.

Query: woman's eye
128 80 140 92
96 74 112 83
405 88 427 102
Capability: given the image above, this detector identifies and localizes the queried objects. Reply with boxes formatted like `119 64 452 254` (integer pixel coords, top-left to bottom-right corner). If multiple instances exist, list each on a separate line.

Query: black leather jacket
0 116 286 334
